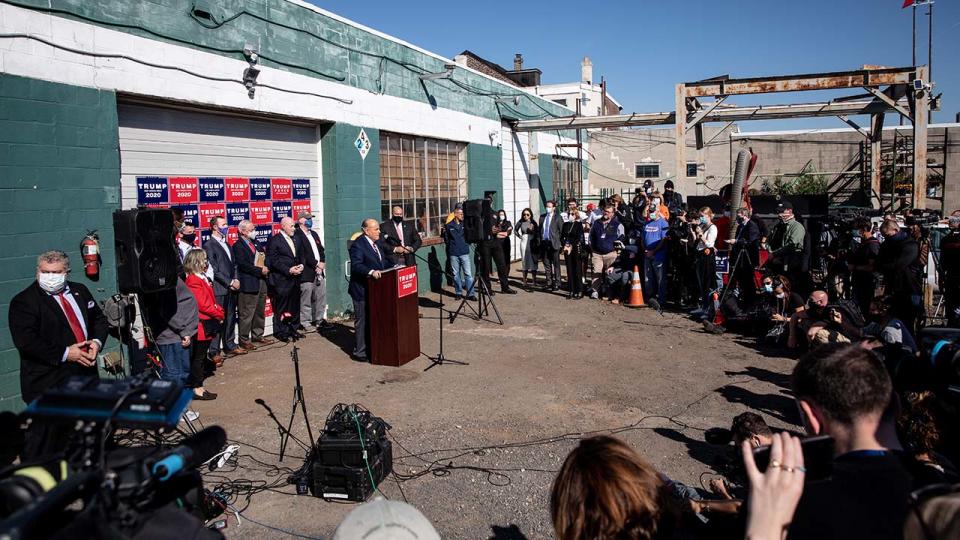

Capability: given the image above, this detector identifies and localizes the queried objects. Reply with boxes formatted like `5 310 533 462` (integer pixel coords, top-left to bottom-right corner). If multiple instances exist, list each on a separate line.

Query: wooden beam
837 115 870 139
513 99 909 131
913 66 929 209
675 84 686 188
863 86 913 119
683 67 916 97
685 96 727 133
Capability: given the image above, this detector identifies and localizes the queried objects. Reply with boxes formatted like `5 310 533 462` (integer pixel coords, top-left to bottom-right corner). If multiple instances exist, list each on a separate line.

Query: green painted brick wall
320 122 381 316
0 73 120 411
10 0 572 127
467 144 503 200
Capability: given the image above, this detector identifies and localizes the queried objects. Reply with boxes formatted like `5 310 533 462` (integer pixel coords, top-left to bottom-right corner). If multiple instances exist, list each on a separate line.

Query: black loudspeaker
113 209 179 294
462 199 484 243
749 195 829 217
687 195 725 214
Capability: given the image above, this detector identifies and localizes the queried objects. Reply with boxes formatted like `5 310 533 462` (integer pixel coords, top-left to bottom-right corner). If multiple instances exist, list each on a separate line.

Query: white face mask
775 292 786 299
38 272 66 294
547 207 555 214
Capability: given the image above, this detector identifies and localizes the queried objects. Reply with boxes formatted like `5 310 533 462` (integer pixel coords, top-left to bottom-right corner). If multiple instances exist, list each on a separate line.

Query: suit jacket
294 227 326 283
538 212 563 250
9 282 109 404
232 237 266 294
266 232 300 294
380 219 422 266
349 236 393 302
203 237 236 297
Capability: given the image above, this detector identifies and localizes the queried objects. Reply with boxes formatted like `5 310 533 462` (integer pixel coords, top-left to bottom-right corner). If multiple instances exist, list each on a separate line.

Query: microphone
152 426 226 481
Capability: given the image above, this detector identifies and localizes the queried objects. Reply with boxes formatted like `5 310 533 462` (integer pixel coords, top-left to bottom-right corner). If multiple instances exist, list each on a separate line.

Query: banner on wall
250 201 272 224
271 178 292 200
225 178 249 202
272 201 292 223
168 177 198 204
226 202 249 226
199 177 225 202
250 178 271 200
172 204 199 226
136 177 168 205
293 178 310 199
292 200 311 219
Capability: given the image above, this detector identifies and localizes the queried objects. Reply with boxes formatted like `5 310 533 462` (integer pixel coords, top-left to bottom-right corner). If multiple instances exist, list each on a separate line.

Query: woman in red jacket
183 249 224 400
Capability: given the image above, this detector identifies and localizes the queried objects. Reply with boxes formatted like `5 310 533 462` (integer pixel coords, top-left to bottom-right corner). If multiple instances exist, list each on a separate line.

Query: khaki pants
300 274 328 327
591 251 618 294
237 281 267 342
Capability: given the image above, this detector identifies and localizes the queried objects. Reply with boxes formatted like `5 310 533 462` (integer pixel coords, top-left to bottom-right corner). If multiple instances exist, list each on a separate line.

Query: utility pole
928 1 933 122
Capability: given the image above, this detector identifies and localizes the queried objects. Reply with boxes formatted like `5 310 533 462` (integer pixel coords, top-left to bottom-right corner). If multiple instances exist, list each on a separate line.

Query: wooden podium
368 265 420 367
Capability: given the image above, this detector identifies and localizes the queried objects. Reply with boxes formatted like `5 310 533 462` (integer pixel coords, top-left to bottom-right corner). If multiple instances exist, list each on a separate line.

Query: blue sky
313 0 958 132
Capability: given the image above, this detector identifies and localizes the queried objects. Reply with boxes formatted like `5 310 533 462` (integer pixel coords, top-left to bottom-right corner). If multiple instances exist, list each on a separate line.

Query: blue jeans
449 254 474 296
644 257 666 304
158 342 191 385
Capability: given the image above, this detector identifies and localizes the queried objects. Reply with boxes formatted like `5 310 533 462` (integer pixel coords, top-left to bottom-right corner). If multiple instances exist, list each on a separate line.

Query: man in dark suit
349 219 393 361
294 211 330 332
232 219 273 349
731 206 762 305
9 250 109 458
266 217 305 342
203 215 246 359
380 206 422 267
538 200 563 290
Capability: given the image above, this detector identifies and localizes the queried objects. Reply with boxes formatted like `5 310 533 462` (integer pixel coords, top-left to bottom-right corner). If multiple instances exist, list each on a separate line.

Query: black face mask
180 234 196 244
392 216 403 224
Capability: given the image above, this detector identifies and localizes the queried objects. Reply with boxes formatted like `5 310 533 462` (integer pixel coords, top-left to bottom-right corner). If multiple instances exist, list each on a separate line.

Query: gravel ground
194 283 801 539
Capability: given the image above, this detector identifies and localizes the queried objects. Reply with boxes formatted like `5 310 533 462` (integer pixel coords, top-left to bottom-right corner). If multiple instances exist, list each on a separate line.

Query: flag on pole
903 0 914 7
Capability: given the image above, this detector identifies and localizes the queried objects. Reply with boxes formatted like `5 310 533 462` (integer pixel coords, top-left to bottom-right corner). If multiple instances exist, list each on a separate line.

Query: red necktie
57 293 86 343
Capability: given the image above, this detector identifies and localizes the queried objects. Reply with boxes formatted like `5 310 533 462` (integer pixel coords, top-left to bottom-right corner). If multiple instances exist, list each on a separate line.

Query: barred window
553 155 581 202
635 163 660 179
379 132 468 238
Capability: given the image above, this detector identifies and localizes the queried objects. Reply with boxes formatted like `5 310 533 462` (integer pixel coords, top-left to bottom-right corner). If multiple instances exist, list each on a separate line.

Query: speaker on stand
113 208 179 294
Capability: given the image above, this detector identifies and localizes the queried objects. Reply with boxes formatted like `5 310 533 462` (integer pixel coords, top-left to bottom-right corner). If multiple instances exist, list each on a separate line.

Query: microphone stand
406 249 469 371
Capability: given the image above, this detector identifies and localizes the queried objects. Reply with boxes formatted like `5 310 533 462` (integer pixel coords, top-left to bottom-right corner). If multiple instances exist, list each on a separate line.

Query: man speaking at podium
349 219 393 362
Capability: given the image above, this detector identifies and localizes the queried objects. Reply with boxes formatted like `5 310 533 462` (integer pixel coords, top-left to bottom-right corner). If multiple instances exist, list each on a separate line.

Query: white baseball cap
332 498 440 540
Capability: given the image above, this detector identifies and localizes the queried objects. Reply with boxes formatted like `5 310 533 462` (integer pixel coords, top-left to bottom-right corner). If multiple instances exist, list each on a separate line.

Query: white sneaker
590 291 599 299
182 410 200 423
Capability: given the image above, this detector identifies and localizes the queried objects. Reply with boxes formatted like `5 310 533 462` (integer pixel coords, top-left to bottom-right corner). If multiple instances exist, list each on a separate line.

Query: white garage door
501 123 530 261
118 103 322 334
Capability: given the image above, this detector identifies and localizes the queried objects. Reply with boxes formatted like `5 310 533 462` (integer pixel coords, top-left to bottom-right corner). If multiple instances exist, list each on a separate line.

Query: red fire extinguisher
80 230 101 280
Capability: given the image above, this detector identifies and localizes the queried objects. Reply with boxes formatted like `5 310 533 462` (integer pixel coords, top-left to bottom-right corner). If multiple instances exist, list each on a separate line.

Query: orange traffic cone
625 266 646 308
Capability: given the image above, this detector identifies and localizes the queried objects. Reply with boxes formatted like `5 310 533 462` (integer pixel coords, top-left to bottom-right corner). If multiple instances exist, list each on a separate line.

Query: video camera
0 374 226 539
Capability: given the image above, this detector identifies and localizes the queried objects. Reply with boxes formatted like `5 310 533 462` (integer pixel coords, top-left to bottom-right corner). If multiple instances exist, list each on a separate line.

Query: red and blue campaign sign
253 225 273 244
226 227 239 246
272 223 281 236
292 200 311 219
292 178 310 199
272 200 292 222
271 178 292 200
136 177 168 205
198 203 225 228
200 229 212 246
225 202 249 226
198 177 225 202
171 204 199 227
225 177 249 202
250 178 271 201
168 177 198 204
249 201 272 225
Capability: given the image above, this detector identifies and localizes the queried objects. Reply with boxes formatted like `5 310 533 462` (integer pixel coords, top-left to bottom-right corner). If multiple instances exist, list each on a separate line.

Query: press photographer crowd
2 176 960 539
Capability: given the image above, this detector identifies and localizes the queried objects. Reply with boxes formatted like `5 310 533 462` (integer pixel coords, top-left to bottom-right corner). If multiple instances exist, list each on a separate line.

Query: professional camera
0 374 226 539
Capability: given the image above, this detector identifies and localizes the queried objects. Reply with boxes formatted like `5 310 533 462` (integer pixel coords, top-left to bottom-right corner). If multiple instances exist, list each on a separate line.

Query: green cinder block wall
320 122 381 316
0 73 120 411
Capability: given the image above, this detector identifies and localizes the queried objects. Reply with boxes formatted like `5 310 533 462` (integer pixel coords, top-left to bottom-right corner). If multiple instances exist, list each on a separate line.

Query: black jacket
9 282 109 403
203 237 236 297
349 236 392 302
294 227 326 283
232 236 266 294
733 219 761 267
876 233 922 297
380 219 422 266
266 233 299 294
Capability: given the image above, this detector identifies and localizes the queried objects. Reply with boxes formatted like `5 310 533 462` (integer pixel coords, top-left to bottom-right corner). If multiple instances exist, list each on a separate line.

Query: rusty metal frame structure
514 66 933 208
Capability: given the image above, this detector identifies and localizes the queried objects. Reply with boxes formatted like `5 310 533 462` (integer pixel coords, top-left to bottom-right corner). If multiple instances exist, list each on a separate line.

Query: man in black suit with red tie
9 250 109 458
266 217 304 342
348 219 393 362
380 206 422 267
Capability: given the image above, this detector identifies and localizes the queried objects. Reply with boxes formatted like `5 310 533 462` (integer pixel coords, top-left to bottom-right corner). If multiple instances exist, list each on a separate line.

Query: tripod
448 244 503 325
270 346 317 461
